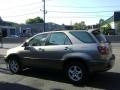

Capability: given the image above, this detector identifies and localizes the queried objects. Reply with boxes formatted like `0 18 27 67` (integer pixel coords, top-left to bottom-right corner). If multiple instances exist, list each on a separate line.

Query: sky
0 0 120 25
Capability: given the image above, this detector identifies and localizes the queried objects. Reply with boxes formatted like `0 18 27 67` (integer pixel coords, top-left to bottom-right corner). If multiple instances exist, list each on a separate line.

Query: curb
0 55 5 64
0 55 4 58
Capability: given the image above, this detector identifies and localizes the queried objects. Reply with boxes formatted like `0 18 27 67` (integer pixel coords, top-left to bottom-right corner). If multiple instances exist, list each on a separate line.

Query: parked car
5 29 115 84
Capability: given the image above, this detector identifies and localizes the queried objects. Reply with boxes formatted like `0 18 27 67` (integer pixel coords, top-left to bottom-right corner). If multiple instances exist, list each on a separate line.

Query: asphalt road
0 43 120 90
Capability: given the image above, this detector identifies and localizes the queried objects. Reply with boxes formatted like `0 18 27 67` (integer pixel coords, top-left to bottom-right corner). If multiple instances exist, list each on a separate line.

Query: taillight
98 46 108 55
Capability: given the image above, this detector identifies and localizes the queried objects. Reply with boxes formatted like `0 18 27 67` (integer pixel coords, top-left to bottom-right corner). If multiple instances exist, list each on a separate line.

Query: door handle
64 47 72 51
25 46 34 51
39 48 44 52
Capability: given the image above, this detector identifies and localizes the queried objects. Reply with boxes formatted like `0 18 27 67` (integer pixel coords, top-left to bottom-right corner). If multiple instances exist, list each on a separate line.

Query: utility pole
43 0 45 32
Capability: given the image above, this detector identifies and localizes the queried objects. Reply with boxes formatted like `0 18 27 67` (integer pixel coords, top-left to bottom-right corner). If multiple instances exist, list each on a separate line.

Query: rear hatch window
70 31 95 43
92 30 112 55
92 30 107 43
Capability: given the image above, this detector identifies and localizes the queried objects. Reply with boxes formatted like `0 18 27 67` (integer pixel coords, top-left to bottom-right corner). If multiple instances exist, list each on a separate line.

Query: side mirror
24 42 29 47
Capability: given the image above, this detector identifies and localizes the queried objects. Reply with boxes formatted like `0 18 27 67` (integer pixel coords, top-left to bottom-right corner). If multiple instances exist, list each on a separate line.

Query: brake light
98 46 108 55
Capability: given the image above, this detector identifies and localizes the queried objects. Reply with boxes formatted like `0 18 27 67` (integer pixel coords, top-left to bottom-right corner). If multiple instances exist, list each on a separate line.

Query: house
0 17 18 37
101 11 120 35
19 23 65 37
63 25 73 30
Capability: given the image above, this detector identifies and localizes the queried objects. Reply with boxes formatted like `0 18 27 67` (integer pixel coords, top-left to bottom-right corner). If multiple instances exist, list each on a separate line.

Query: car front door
19 33 49 67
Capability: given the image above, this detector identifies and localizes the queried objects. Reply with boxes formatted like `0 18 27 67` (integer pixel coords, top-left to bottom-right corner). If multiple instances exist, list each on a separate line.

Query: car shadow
1 67 120 90
86 72 120 90
0 81 40 90
21 68 70 84
21 69 120 89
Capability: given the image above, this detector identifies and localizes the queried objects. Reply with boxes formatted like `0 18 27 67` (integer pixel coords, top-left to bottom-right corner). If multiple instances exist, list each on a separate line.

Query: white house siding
114 21 120 34
101 21 114 29
110 22 115 29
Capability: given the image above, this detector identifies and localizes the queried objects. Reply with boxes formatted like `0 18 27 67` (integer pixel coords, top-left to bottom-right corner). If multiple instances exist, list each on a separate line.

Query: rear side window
47 32 72 45
70 31 95 43
92 30 107 43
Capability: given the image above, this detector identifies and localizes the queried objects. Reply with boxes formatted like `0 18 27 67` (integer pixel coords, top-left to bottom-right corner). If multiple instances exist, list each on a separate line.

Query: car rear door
36 32 73 69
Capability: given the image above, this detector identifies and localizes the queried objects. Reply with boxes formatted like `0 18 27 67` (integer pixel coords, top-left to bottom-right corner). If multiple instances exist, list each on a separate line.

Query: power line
48 10 116 13
0 1 119 12
47 16 110 18
47 5 120 8
0 2 119 13
0 2 119 11
2 11 40 18
0 1 42 11
1 10 114 18
2 12 110 19
1 9 115 18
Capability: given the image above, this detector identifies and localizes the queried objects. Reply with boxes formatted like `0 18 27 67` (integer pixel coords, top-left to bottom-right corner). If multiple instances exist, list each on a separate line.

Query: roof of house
101 11 120 26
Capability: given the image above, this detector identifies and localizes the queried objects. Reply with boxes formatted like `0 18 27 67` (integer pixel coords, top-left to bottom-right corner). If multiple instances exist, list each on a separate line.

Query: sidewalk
0 43 19 57
0 47 9 64
0 48 8 57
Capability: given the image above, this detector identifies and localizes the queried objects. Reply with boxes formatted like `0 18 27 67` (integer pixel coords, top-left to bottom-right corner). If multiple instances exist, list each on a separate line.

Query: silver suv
5 29 115 84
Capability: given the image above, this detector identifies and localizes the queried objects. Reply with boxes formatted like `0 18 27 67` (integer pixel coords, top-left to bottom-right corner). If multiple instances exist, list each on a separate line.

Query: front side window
70 31 95 43
29 34 48 46
64 36 72 45
47 32 71 45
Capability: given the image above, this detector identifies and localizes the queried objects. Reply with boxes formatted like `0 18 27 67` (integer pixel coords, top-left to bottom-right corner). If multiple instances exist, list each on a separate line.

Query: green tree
73 21 86 30
103 24 111 35
73 23 80 30
26 17 44 24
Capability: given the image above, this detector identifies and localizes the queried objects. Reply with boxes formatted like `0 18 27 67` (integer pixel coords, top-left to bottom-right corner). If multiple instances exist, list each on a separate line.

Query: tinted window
47 32 71 45
92 30 107 43
29 34 48 46
64 36 72 45
70 31 95 43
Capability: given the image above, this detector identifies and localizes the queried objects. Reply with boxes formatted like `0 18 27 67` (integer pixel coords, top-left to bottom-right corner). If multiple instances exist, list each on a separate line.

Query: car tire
65 62 88 85
8 57 22 74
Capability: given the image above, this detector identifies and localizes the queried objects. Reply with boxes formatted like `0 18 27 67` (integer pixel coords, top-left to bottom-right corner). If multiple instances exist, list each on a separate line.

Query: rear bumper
88 54 115 72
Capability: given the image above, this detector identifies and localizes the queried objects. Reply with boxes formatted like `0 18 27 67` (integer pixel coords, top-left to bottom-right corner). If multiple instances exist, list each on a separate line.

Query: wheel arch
63 57 90 73
5 54 20 63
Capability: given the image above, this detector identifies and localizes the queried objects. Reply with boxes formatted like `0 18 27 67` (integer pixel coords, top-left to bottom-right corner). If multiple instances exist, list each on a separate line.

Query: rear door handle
64 47 72 51
39 48 44 52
